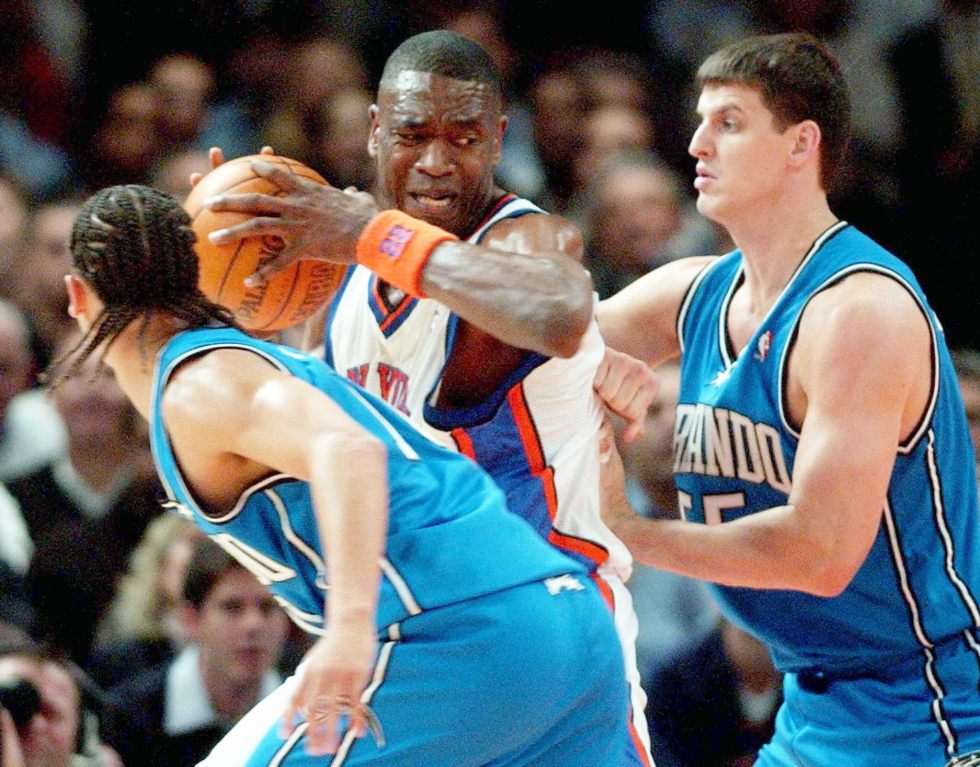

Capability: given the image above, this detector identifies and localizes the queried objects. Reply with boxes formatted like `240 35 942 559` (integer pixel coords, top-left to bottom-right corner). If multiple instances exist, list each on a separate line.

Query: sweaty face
688 84 796 227
370 71 505 237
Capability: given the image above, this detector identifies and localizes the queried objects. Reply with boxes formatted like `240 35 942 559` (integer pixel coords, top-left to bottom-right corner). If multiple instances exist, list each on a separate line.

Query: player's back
149 326 584 636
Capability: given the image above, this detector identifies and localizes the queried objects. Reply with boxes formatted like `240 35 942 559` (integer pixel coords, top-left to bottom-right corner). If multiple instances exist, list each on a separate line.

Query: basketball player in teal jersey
54 184 628 766
596 33 980 766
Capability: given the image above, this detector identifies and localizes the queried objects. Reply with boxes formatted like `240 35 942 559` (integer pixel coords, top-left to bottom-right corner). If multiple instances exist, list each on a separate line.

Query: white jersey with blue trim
323 194 632 581
150 327 584 636
676 221 980 676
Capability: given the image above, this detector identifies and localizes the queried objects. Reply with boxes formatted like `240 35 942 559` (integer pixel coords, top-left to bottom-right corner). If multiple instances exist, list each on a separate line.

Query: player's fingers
207 215 283 244
305 694 343 756
593 355 610 389
189 172 203 188
279 693 302 738
621 418 647 443
595 361 627 403
259 145 275 156
206 191 288 217
244 247 304 287
250 159 308 191
207 146 225 169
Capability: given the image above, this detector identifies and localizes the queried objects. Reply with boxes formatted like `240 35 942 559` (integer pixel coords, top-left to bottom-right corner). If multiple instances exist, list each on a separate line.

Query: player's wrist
355 210 458 298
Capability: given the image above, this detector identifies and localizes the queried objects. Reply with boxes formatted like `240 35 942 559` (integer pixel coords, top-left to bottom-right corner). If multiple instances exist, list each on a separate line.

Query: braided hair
49 184 239 382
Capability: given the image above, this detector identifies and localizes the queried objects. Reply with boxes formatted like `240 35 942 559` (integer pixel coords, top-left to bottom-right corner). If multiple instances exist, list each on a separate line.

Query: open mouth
409 193 456 209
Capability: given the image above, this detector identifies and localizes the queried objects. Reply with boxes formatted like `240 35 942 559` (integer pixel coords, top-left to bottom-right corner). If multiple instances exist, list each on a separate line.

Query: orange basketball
183 154 348 332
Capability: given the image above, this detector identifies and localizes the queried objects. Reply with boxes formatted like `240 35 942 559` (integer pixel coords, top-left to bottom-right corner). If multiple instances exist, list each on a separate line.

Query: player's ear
788 120 821 169
367 104 381 159
492 115 508 164
65 274 88 319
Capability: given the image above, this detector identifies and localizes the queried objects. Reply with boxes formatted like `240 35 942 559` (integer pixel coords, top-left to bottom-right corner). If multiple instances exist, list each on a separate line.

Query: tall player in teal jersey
597 33 980 767
55 184 628 766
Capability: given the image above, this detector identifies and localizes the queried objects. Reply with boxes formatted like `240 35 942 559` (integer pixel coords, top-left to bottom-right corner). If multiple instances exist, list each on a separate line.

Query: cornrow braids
47 184 240 383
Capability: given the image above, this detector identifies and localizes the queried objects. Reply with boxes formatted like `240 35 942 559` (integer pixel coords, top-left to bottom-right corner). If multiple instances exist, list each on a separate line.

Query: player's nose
415 140 454 177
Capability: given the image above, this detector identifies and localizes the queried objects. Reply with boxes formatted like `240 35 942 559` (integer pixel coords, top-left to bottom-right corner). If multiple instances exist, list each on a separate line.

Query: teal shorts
757 631 980 767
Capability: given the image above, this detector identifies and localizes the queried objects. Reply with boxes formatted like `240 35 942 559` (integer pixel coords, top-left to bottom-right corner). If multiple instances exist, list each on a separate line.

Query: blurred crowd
0 0 976 765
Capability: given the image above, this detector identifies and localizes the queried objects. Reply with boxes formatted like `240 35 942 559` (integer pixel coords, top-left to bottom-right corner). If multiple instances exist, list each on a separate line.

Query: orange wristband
355 210 458 298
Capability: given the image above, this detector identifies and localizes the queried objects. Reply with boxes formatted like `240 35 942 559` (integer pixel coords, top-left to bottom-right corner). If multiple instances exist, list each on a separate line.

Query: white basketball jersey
324 194 632 581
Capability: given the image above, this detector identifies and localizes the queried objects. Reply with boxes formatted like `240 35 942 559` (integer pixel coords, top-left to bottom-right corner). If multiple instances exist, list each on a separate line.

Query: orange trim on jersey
590 571 615 611
550 528 610 567
451 428 477 460
589 573 653 766
629 720 654 767
509 386 609 569
469 193 518 238
378 295 414 332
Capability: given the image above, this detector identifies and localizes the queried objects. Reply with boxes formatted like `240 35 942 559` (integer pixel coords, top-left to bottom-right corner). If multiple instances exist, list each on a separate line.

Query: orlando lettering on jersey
673 403 791 493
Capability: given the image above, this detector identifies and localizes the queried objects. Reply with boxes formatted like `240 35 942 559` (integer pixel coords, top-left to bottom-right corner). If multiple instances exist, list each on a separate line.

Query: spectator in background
0 178 28 286
87 514 205 690
0 638 122 767
522 59 587 213
0 300 64 485
7 333 163 665
264 36 369 169
199 21 293 162
0 0 76 201
79 82 160 193
889 0 980 351
103 536 288 767
308 88 375 192
583 150 729 298
0 483 32 634
9 198 84 369
151 148 211 202
147 53 216 156
645 617 782 767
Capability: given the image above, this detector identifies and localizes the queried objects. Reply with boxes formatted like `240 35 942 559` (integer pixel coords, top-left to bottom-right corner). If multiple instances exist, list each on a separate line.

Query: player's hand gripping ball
183 154 347 331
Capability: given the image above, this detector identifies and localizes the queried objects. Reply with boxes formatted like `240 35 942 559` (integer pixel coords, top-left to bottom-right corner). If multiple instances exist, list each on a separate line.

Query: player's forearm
420 240 593 357
310 433 387 622
615 505 849 596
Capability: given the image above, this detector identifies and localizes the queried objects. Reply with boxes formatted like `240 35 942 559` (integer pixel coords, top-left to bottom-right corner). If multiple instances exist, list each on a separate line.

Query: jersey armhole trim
777 265 939 454
677 260 721 355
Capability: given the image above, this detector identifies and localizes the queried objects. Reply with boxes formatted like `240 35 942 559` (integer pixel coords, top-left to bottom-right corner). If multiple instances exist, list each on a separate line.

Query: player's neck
102 317 182 421
729 193 838 302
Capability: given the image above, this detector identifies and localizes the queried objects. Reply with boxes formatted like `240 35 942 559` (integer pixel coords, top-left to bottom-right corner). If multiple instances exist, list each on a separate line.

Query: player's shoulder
804 269 925 331
480 195 583 260
797 270 931 370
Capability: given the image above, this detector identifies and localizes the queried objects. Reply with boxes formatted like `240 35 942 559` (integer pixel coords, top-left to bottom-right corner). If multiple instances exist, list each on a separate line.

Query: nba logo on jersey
754 330 773 362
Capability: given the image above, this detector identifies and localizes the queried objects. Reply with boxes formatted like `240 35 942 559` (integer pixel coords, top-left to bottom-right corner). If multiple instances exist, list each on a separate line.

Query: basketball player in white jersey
201 29 655 767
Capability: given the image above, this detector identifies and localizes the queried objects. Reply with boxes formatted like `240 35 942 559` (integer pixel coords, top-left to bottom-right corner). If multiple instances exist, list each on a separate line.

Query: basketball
183 154 348 332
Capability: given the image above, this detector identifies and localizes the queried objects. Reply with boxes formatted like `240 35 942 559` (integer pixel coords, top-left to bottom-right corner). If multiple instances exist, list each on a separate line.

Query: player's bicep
597 256 714 364
789 279 928 573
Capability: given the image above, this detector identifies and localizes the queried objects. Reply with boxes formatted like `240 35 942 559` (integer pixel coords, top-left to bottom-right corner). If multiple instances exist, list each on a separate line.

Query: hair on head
380 30 502 99
47 184 238 384
182 536 243 608
697 32 850 189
